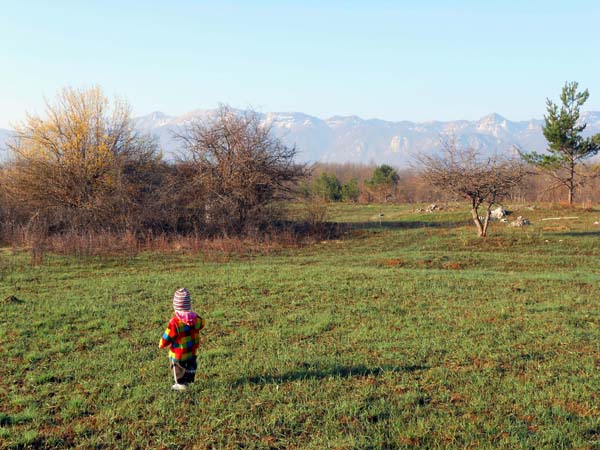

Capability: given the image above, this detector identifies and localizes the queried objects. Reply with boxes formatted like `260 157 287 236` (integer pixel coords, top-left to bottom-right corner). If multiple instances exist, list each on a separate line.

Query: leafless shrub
302 198 329 227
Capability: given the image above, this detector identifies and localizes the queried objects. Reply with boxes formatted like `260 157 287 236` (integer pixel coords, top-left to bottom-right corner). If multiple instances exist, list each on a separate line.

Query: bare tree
419 141 527 237
175 106 307 234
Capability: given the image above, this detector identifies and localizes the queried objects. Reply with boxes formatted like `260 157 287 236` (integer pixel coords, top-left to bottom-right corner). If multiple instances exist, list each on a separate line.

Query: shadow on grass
555 231 600 237
273 219 472 242
345 219 472 231
2 295 25 304
233 364 428 386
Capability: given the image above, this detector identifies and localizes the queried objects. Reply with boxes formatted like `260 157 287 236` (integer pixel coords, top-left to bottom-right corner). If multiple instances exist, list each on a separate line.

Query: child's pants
170 357 197 385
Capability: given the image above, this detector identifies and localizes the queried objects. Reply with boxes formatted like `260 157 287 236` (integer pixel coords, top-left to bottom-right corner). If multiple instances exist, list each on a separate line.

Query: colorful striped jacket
159 313 205 362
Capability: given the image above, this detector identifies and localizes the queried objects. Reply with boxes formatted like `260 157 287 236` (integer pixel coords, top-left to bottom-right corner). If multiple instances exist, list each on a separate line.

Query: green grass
1 203 600 449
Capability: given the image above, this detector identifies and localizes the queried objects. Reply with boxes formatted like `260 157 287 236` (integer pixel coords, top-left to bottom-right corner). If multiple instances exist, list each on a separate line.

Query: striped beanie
173 288 192 312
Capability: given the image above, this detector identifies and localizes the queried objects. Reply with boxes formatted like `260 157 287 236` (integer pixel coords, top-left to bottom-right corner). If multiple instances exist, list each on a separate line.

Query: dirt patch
442 262 462 270
384 258 404 267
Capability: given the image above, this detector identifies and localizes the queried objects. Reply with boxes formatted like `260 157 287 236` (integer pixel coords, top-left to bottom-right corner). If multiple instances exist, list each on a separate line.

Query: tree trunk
568 187 573 206
568 158 575 206
481 210 491 237
481 196 495 237
470 207 485 237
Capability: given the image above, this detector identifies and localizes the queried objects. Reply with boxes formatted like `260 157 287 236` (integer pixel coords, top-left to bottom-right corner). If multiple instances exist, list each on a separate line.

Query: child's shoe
171 383 187 391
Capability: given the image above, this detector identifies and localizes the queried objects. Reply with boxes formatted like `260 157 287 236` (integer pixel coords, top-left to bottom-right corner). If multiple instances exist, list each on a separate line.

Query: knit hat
173 288 192 312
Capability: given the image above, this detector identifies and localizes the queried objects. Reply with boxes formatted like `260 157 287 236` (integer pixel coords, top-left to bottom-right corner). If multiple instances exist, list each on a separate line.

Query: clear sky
2 0 600 128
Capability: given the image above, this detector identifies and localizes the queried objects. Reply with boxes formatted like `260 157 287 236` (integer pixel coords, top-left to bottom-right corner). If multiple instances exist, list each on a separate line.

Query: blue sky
1 0 600 128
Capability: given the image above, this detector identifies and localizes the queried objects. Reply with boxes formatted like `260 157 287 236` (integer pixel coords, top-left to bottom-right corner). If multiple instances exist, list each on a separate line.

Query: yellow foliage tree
2 86 157 230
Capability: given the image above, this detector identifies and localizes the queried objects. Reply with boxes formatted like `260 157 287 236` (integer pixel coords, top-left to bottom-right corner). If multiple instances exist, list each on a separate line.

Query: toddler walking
159 288 205 391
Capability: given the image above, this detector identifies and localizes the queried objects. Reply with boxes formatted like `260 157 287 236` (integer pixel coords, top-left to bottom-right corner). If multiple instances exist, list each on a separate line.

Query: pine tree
366 165 399 202
521 81 600 205
341 178 360 202
311 172 342 201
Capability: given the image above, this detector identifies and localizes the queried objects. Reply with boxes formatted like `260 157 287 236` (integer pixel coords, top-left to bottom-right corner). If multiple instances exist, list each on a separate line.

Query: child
159 288 205 391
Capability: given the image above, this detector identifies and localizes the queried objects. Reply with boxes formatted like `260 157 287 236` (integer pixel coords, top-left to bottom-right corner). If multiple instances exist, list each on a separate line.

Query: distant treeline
307 162 600 205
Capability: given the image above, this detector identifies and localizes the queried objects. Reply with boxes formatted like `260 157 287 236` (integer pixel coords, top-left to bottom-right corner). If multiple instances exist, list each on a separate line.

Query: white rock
509 216 530 227
491 206 507 219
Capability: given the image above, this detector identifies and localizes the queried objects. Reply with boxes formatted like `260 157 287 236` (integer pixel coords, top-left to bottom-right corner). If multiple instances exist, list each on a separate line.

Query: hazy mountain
134 109 600 166
4 111 600 166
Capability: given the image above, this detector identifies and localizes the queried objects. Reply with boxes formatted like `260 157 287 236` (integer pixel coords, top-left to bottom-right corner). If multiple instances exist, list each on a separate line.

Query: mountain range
133 110 600 166
3 110 600 166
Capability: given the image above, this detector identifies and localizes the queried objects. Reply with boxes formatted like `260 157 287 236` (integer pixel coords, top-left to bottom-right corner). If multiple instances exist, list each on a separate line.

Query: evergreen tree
366 164 399 202
368 164 399 187
311 172 342 201
521 81 600 205
341 178 360 202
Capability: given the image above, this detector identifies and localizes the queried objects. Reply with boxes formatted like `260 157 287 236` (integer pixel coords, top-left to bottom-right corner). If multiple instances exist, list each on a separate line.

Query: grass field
1 203 600 449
